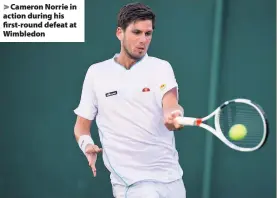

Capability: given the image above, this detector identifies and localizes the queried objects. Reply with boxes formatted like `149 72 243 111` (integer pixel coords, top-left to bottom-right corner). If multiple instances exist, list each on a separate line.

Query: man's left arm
162 87 184 131
157 60 184 131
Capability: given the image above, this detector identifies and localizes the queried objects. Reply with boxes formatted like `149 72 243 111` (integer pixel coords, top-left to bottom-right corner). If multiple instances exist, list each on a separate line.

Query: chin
129 53 144 60
136 51 146 58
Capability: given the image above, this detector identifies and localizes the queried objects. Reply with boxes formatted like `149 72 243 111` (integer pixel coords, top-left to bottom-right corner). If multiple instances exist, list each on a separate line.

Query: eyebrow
132 29 153 33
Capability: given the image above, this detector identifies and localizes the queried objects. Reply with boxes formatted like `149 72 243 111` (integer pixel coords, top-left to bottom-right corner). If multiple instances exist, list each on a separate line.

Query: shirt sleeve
74 66 98 120
157 61 179 102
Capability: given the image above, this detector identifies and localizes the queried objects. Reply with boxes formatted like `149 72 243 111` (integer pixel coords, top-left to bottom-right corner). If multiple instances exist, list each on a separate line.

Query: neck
115 50 141 69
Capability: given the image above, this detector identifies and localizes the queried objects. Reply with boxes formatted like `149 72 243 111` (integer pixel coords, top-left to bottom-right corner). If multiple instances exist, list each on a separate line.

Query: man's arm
74 116 92 142
74 115 97 154
162 87 183 115
74 115 102 177
73 66 101 176
162 87 184 131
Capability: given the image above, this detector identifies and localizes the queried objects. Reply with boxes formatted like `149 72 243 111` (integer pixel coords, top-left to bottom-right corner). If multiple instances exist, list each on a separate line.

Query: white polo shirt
74 53 183 186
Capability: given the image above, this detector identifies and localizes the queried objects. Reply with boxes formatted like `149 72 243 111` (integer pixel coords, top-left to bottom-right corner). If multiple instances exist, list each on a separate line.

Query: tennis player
74 2 186 198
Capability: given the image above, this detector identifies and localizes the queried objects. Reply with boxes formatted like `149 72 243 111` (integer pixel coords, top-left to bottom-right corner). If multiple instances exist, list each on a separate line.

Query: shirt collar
112 53 148 70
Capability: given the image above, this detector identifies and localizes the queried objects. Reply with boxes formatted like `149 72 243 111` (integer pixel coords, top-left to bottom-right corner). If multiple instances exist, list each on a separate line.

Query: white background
0 0 84 42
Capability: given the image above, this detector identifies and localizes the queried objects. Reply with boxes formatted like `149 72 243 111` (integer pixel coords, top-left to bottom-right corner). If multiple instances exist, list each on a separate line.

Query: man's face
118 20 153 60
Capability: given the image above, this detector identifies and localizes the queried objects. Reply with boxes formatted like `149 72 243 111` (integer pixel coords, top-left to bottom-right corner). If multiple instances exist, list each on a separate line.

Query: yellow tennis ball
228 124 247 140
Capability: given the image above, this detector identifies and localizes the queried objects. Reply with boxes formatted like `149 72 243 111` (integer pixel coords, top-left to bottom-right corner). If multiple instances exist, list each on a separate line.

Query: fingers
85 145 102 154
164 117 173 125
165 111 181 123
91 145 102 153
87 156 97 177
88 160 97 177
164 112 184 131
173 120 184 130
90 164 97 177
171 111 180 119
87 153 98 177
173 116 184 129
164 114 174 130
85 144 102 177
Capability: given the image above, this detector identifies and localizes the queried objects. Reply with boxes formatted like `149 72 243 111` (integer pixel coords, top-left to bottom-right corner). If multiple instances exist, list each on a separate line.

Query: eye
145 32 152 36
132 30 141 35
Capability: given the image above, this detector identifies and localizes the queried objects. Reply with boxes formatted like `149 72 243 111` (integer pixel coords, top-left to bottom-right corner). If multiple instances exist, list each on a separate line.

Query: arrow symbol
4 5 9 9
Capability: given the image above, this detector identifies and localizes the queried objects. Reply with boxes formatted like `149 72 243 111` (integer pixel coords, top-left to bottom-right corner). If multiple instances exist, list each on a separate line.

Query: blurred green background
0 0 275 198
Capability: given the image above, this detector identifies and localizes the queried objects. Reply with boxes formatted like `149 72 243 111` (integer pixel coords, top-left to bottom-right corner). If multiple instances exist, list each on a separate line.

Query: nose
139 35 147 43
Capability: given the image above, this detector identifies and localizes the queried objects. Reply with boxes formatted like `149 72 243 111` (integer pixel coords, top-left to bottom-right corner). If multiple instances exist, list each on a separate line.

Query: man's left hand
164 110 184 131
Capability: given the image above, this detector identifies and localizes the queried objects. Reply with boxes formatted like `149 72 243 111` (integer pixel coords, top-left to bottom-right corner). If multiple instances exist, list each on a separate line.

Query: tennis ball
228 124 247 141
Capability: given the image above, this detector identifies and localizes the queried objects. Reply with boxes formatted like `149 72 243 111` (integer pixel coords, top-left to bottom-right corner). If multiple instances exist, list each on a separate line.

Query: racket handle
175 117 199 126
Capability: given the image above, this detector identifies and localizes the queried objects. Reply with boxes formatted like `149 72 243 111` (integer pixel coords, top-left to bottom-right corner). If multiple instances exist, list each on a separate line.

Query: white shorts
112 179 186 198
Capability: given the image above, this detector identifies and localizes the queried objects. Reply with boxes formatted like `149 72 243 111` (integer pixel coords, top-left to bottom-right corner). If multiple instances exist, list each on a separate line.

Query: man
74 2 186 198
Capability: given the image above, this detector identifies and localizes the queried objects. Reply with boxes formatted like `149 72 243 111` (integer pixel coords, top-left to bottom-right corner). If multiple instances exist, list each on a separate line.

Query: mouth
136 47 145 51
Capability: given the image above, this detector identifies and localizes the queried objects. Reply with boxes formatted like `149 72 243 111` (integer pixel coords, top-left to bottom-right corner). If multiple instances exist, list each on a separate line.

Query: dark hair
117 2 156 31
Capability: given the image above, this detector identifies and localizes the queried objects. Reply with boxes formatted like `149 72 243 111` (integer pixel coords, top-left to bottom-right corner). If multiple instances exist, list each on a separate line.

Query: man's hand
164 110 184 131
84 144 102 177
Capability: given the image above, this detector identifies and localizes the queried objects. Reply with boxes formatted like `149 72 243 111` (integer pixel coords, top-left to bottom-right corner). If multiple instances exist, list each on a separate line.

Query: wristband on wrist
78 135 94 154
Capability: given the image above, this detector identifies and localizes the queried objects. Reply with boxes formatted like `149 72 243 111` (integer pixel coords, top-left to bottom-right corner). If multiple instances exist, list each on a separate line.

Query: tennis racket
175 98 269 152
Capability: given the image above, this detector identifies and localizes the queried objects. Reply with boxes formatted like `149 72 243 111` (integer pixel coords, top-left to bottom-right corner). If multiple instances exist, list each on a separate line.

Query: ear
116 27 124 41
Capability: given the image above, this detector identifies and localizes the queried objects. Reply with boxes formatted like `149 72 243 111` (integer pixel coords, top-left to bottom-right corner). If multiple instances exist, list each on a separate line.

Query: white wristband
78 135 94 154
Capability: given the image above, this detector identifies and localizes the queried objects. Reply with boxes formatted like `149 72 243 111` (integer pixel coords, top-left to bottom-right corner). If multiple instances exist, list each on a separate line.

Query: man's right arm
74 115 92 142
74 66 98 152
74 115 101 177
73 66 101 176
74 115 96 154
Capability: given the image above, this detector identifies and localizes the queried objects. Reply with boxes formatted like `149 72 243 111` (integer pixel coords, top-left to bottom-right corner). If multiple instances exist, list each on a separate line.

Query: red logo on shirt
142 87 150 92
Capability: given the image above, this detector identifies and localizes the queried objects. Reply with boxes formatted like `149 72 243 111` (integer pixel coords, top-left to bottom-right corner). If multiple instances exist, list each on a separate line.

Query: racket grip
175 117 197 126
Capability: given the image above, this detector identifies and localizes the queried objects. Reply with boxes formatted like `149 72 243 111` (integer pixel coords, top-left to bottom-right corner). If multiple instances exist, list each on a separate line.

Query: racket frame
175 98 269 152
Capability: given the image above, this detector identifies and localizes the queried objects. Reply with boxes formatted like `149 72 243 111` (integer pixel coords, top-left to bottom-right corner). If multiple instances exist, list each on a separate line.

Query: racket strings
219 102 265 148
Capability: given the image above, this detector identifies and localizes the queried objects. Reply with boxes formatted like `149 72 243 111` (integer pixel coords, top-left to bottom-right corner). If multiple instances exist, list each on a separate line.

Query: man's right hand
85 144 102 177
